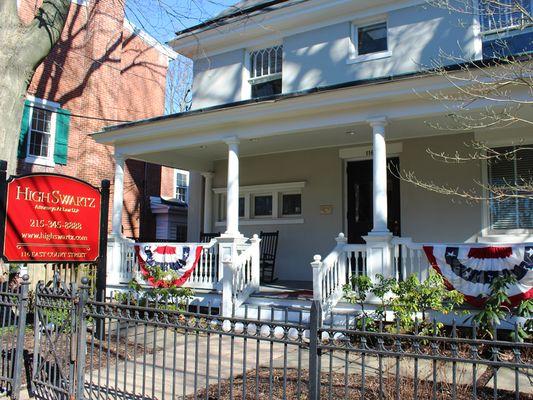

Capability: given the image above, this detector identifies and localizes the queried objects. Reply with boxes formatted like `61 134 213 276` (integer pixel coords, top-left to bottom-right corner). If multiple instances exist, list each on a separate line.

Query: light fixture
199 145 207 149
346 130 357 136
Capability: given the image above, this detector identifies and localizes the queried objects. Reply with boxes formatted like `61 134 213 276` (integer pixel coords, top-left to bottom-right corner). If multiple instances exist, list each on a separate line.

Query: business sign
3 174 102 262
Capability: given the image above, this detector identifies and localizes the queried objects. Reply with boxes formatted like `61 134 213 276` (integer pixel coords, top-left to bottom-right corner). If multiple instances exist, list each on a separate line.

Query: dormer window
249 45 282 98
480 0 532 34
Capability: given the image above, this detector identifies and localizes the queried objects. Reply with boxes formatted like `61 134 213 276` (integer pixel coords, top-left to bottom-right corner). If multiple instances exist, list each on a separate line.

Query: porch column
369 117 389 234
202 172 214 233
224 137 240 237
363 117 394 281
111 152 125 236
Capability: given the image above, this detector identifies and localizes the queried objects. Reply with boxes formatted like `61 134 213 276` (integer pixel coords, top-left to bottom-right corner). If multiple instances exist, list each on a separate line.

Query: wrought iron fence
0 275 29 400
0 276 532 400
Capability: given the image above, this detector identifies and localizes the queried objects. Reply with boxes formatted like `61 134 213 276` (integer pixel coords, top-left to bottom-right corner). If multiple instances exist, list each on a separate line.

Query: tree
394 0 533 202
0 0 71 175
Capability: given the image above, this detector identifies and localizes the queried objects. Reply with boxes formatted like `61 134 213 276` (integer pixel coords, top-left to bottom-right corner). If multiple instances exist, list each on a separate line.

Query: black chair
200 232 220 243
259 230 279 283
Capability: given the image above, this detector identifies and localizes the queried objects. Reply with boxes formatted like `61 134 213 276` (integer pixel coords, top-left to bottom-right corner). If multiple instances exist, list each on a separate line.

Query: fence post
12 275 29 400
75 277 90 400
309 300 322 400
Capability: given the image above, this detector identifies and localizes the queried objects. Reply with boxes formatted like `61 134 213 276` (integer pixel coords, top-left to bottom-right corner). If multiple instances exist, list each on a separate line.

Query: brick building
16 0 180 241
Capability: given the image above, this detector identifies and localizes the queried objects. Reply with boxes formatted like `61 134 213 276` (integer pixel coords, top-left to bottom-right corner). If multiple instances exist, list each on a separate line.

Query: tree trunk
0 0 71 175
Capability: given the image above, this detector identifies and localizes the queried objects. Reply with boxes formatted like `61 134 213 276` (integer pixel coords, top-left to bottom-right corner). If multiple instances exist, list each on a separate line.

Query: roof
174 0 306 39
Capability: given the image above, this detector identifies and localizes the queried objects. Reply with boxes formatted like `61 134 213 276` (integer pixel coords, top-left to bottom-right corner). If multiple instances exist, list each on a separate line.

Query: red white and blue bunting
423 245 533 306
135 244 203 288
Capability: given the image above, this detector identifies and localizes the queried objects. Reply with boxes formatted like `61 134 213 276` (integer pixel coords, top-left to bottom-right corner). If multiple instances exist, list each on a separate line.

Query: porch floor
254 280 313 301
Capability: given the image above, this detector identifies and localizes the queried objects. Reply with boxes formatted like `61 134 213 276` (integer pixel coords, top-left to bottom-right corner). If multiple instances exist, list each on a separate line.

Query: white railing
118 239 220 289
311 233 367 318
392 237 431 282
312 234 434 318
221 235 261 317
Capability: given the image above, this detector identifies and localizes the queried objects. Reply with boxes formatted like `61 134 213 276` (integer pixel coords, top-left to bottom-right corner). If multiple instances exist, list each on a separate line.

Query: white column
202 172 214 233
369 117 389 234
224 137 240 237
111 152 125 236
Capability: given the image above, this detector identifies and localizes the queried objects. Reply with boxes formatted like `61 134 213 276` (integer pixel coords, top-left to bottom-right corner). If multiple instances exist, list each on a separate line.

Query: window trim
24 96 59 167
214 181 305 226
174 169 190 203
479 140 533 240
348 18 391 64
243 42 283 100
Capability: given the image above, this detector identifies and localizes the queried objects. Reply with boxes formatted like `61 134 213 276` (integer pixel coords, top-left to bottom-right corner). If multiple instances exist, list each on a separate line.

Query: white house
94 0 533 317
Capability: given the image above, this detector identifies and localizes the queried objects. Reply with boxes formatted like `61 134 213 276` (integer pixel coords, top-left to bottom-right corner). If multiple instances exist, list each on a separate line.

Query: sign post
95 180 109 338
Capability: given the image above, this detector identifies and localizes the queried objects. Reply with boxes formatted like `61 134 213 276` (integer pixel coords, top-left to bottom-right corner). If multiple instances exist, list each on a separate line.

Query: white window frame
476 131 533 242
348 17 391 64
24 96 59 168
280 191 302 217
242 42 283 100
174 169 190 203
478 0 533 36
214 181 305 226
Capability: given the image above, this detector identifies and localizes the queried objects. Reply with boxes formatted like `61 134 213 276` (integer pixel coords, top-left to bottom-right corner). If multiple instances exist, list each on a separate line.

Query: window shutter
17 100 31 159
54 108 71 165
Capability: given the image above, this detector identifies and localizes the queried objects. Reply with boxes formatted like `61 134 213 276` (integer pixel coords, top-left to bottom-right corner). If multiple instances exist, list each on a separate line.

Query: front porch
95 71 531 319
108 231 431 319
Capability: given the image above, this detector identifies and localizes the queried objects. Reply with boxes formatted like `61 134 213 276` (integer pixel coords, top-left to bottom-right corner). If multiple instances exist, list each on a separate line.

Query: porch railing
220 235 261 317
311 234 367 318
312 234 432 318
392 236 431 282
118 239 220 289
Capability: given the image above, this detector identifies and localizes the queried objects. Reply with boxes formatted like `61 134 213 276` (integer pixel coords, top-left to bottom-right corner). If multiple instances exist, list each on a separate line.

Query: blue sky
127 0 236 45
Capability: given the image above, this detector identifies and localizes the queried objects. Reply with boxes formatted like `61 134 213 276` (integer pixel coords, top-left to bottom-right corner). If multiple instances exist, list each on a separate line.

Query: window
249 45 283 98
357 22 388 55
488 146 533 229
18 97 71 166
349 20 390 63
254 195 273 216
480 0 532 33
174 169 189 203
282 193 302 216
214 182 305 226
28 108 53 158
239 197 245 217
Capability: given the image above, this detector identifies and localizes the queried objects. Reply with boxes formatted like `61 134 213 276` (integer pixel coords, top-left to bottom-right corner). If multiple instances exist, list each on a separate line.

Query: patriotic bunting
135 244 203 288
423 245 533 306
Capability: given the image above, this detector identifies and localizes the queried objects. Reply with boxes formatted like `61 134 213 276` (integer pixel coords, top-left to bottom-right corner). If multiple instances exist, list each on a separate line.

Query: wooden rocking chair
200 232 220 243
259 230 279 283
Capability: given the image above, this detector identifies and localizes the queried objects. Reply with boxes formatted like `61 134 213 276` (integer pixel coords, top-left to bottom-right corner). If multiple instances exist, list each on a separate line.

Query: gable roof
174 0 306 39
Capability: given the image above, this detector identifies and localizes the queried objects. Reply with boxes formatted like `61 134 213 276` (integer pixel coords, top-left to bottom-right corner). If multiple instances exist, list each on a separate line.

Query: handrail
220 235 261 317
311 233 351 319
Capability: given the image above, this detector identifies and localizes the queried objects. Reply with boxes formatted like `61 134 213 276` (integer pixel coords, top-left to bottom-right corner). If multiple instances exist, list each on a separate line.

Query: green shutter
17 100 31 159
54 108 71 165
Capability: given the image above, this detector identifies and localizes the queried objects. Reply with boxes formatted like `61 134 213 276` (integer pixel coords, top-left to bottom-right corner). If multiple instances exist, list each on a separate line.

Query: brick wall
17 0 175 240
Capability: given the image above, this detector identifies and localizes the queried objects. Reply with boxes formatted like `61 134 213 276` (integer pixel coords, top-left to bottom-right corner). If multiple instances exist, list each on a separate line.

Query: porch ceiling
113 115 526 172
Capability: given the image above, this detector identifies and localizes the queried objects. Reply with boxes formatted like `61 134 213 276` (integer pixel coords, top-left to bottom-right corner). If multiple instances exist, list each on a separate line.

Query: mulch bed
187 368 533 400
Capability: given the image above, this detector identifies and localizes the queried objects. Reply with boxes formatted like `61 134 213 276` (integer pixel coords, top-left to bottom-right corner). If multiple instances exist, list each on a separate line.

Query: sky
126 0 237 45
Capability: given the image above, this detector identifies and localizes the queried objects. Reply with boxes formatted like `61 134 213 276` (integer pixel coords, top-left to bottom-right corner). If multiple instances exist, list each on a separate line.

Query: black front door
346 158 401 244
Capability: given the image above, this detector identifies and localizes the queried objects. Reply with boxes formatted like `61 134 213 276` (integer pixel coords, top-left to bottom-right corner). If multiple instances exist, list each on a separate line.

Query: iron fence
0 277 532 400
0 275 28 400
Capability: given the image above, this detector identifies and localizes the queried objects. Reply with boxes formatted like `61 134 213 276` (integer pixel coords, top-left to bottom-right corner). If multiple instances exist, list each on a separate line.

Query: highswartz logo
15 186 97 208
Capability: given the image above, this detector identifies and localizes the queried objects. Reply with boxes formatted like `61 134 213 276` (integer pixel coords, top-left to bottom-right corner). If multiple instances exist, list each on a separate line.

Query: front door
346 158 401 243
